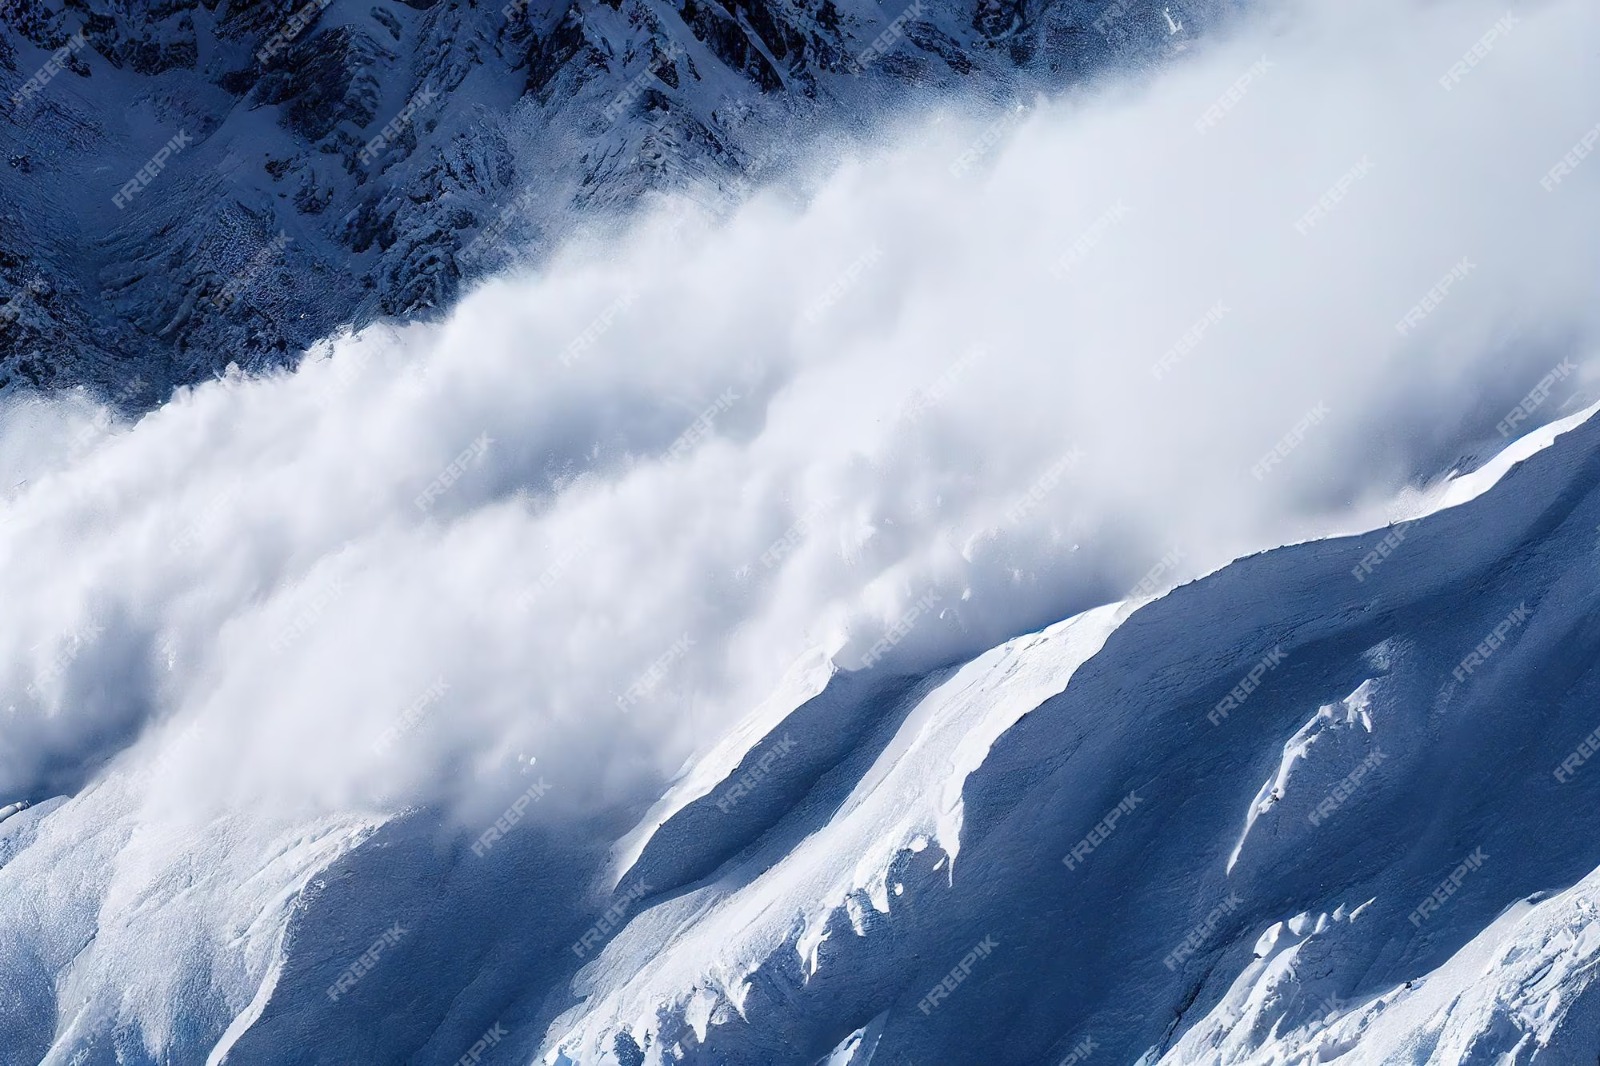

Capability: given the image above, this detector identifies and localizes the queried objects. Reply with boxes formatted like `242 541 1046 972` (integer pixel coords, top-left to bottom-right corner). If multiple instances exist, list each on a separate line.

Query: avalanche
3 0 1600 1062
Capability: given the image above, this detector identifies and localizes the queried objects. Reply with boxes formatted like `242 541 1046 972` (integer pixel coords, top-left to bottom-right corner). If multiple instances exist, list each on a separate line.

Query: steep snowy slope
528 404 1600 1065
9 391 1600 1066
5 0 1600 1061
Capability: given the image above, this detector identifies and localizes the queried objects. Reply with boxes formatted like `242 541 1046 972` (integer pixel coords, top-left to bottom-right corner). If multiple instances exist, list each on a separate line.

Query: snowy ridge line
1163 863 1600 1064
607 647 836 893
601 399 1600 930
540 605 1126 1064
9 0 1600 1058
535 400 1600 1064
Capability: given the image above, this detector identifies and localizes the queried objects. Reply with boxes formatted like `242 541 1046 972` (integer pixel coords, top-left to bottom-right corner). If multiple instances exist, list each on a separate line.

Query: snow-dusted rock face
0 0 1206 400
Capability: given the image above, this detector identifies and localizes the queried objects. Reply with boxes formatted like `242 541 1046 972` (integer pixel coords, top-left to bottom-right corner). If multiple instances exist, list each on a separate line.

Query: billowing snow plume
2 0 1598 839
5 0 1600 1061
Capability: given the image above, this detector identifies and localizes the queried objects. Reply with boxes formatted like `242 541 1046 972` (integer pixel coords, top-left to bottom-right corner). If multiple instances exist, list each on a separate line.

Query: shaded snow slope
8 383 1600 1065
527 404 1600 1065
4 0 1600 1061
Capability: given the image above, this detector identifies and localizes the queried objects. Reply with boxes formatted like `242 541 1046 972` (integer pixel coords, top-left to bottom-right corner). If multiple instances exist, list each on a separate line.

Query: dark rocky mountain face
0 0 1202 403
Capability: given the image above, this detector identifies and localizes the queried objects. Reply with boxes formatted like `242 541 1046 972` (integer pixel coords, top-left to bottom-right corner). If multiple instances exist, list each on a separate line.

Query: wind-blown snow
3 0 1600 1060
4 0 1598 821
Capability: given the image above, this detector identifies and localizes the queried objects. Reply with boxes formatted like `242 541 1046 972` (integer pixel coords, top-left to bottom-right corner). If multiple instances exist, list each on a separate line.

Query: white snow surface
5 0 1600 1063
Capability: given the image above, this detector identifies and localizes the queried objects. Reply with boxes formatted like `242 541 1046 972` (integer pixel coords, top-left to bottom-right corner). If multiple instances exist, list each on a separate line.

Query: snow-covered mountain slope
6 0 1600 1061
531 404 1600 1066
0 0 1214 400
9 392 1600 1066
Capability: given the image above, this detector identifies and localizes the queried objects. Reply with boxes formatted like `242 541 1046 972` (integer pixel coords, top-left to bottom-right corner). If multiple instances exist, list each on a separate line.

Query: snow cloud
3 0 1599 832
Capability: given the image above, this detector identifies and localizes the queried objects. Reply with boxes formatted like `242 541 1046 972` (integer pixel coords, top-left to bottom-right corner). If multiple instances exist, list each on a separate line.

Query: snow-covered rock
0 0 1210 399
